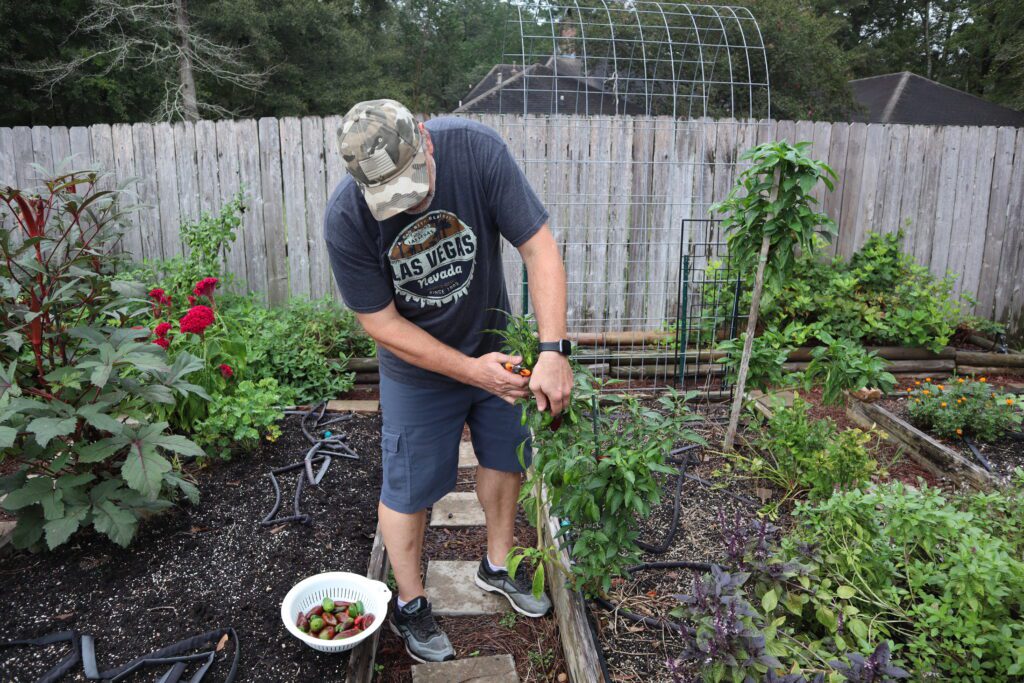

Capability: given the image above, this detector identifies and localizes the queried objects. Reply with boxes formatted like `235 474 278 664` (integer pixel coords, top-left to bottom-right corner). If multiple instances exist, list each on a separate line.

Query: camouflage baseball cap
338 99 429 221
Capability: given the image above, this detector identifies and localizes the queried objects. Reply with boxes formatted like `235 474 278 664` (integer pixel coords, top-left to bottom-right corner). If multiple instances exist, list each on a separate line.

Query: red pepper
334 627 361 640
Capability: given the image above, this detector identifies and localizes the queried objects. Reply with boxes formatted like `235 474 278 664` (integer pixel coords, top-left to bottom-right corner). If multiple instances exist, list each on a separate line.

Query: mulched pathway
0 413 382 682
373 459 567 682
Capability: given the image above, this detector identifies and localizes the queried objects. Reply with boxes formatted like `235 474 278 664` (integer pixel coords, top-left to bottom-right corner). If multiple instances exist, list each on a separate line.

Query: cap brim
361 141 430 221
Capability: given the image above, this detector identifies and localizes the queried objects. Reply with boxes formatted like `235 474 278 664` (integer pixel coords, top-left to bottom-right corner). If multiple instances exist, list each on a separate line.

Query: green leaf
27 416 77 447
848 618 869 641
156 434 204 457
531 561 546 599
77 438 124 463
43 505 89 549
506 552 525 581
11 506 44 549
92 499 137 547
163 472 199 505
2 477 53 510
121 445 171 500
0 426 15 449
837 585 856 600
77 404 124 434
762 588 779 613
815 605 837 630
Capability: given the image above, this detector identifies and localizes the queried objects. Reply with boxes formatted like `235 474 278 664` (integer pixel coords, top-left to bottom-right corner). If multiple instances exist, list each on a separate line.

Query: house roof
454 56 642 116
849 72 1024 127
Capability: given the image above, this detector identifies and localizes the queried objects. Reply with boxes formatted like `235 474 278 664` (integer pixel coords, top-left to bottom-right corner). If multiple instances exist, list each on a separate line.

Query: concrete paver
430 492 486 527
425 560 505 616
411 654 519 682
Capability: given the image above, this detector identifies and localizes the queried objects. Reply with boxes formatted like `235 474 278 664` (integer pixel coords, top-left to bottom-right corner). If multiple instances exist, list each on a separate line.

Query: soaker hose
261 402 360 527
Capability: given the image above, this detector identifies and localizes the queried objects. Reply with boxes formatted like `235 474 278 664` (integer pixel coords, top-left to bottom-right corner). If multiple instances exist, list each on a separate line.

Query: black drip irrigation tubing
583 441 761 671
0 627 239 683
961 435 993 472
261 402 360 527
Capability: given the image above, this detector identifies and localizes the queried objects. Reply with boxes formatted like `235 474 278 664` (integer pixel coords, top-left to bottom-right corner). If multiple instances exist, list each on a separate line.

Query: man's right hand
472 352 531 403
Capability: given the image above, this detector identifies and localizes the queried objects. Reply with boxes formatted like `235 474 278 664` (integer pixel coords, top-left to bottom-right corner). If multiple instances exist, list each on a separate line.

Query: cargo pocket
381 428 412 509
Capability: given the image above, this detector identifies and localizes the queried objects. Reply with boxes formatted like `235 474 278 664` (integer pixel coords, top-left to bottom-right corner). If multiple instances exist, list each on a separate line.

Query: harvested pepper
322 597 335 613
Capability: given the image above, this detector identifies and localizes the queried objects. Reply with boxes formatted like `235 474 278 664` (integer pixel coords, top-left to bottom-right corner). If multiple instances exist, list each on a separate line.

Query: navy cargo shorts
378 374 533 514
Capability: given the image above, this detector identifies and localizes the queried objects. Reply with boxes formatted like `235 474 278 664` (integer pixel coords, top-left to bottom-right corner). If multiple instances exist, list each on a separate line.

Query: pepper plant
713 141 837 449
492 313 706 596
0 171 207 550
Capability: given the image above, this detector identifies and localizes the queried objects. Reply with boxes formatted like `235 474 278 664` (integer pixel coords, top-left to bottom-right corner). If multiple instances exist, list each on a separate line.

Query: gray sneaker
475 556 552 618
389 596 455 663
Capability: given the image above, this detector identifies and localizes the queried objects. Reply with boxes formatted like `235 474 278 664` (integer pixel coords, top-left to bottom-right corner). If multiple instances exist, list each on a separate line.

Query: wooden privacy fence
1 115 1022 338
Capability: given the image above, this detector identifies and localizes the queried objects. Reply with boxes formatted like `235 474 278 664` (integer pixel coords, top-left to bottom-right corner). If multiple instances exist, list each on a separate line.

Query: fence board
258 118 289 305
238 119 268 300
110 124 143 260
153 122 183 259
132 123 162 262
172 122 200 244
49 126 72 173
4 116 1024 338
301 117 329 299
0 128 15 187
976 127 1018 318
929 126 963 275
280 117 310 298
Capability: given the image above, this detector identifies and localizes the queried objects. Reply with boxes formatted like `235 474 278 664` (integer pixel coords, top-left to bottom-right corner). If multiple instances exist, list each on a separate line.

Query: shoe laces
403 602 443 641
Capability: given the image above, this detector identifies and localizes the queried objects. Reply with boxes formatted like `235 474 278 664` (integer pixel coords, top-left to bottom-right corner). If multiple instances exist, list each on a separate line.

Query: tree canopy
0 0 1020 126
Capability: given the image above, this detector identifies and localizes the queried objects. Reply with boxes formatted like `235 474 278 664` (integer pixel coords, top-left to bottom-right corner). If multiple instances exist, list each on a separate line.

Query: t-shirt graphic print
388 210 477 308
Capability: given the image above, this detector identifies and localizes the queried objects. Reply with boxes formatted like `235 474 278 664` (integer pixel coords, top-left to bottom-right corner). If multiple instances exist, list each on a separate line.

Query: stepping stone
425 561 505 616
0 519 16 556
430 492 486 527
458 441 476 468
411 654 519 683
326 399 379 413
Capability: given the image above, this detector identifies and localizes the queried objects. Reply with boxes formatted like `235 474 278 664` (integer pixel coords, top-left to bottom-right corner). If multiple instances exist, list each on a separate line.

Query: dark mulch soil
373 453 566 682
881 393 1024 482
0 413 382 682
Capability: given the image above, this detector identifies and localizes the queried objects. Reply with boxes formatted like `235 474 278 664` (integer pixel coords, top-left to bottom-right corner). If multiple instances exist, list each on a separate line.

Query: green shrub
907 376 1022 442
797 480 1024 680
747 397 877 503
803 334 897 406
0 172 206 550
716 329 794 392
194 378 291 459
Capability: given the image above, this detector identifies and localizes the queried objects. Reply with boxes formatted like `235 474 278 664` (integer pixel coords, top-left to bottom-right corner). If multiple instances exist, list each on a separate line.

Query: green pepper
322 597 335 613
348 600 364 618
309 616 324 633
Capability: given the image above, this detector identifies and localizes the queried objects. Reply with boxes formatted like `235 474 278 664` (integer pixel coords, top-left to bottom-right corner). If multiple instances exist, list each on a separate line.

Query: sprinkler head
324 430 333 438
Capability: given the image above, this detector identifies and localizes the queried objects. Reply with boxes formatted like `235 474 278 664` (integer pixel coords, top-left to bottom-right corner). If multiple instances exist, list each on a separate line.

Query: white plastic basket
281 571 392 653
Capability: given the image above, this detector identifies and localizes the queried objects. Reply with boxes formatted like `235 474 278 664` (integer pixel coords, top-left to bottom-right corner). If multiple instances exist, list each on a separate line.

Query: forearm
359 308 477 385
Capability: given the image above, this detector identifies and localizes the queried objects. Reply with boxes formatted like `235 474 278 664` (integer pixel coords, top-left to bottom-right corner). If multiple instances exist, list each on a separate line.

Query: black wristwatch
538 339 572 357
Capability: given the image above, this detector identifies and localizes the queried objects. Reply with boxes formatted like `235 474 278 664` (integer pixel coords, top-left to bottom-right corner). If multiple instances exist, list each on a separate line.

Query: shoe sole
388 622 455 664
474 574 550 618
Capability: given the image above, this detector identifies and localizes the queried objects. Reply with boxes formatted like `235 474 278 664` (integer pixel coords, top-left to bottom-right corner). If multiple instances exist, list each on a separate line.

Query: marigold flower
179 305 215 335
1008 398 1016 406
925 378 932 383
938 385 944 390
154 322 172 338
153 337 170 350
958 378 965 384
979 377 987 383
940 402 947 408
956 428 963 435
915 381 921 386
193 277 219 299
923 390 931 395
219 363 234 379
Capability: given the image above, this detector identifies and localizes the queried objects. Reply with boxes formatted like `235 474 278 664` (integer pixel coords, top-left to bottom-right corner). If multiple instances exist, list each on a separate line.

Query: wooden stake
724 233 771 451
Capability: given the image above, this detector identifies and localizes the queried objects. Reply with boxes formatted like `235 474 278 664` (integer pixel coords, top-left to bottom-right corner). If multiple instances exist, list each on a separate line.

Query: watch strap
538 339 572 356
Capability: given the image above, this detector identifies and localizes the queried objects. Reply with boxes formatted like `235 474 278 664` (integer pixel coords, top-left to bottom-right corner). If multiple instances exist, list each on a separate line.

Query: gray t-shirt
324 117 548 389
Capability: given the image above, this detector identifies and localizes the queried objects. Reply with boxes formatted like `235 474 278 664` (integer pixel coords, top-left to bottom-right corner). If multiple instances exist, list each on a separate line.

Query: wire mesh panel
456 1 770 393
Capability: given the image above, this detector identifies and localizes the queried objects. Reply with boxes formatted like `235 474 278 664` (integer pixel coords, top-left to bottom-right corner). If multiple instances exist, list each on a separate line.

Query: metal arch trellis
460 1 771 394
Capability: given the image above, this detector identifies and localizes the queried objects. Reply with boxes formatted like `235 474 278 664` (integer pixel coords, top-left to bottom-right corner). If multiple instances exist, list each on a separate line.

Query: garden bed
878 391 1023 483
0 413 382 682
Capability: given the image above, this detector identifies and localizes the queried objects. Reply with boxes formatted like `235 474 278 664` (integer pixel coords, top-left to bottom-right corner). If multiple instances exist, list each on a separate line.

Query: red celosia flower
219 364 234 379
179 305 215 335
153 337 170 350
154 322 172 338
148 288 166 300
187 295 197 305
193 277 219 299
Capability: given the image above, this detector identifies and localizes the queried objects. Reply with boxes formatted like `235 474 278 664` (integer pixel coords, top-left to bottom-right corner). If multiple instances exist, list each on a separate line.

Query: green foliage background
2 0 1021 127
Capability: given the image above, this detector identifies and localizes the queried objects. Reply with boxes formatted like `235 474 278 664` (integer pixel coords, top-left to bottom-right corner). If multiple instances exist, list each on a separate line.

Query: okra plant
492 313 706 596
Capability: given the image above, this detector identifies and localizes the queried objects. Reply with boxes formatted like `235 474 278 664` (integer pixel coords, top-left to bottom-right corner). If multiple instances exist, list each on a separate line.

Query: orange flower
923 390 931 395
915 381 921 386
1008 398 1016 406
980 377 987 383
938 385 945 390
956 428 963 435
940 402 947 408
958 378 965 384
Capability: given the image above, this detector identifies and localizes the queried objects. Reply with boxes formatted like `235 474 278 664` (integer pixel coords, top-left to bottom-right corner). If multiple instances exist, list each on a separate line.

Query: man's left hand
530 352 573 416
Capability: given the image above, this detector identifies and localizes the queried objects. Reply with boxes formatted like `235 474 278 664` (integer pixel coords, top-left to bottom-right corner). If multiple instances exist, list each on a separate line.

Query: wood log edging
345 523 390 683
845 399 996 491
